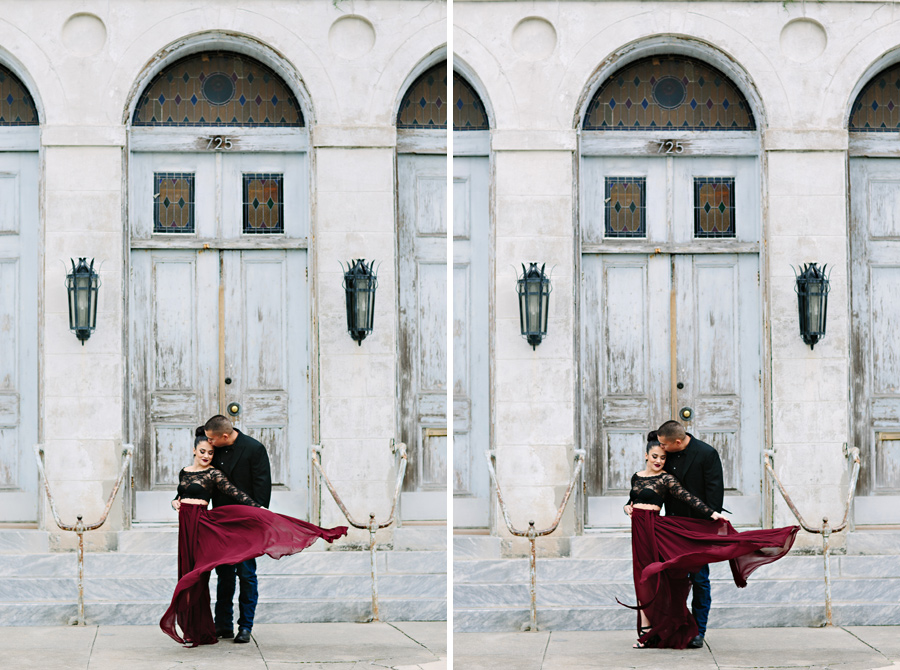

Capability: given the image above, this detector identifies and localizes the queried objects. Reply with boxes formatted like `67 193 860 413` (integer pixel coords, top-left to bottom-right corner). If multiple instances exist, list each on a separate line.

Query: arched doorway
579 54 764 527
451 67 490 528
0 63 39 522
848 62 900 524
396 59 450 522
127 49 310 522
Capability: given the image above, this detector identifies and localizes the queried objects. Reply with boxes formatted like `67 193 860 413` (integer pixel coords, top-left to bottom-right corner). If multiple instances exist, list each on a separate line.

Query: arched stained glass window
453 72 489 131
584 56 755 131
850 63 900 131
133 51 303 127
396 62 490 130
0 65 38 125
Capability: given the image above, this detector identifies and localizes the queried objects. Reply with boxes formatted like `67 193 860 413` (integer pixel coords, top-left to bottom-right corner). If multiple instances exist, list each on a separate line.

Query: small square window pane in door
604 176 646 238
243 173 284 234
153 172 195 233
694 177 736 238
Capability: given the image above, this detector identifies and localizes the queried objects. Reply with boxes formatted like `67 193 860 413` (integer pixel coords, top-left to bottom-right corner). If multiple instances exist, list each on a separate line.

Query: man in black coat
656 419 725 649
205 414 272 644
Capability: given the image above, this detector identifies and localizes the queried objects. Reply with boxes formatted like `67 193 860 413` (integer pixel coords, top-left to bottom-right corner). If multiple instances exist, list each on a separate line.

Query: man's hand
624 503 633 517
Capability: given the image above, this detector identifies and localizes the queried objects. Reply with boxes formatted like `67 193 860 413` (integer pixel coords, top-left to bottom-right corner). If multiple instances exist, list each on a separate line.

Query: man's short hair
205 414 233 435
657 420 686 441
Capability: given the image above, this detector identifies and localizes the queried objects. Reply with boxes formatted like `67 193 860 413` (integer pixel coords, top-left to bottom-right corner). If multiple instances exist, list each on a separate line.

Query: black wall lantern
517 262 551 350
342 258 378 345
794 262 830 350
66 258 101 345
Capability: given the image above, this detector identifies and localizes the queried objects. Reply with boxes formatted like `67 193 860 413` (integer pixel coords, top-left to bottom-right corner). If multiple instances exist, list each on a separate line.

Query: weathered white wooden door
130 150 309 521
0 152 38 521
850 158 900 524
453 156 490 527
581 155 762 527
398 153 448 521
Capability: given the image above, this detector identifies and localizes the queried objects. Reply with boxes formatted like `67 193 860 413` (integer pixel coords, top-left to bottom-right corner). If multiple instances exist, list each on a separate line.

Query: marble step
453 535 502 559
1 597 447 627
453 555 900 584
454 602 900 632
0 529 50 554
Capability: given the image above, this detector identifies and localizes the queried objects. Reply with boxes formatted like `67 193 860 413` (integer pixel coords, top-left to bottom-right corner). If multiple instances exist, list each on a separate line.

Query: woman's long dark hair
194 425 207 448
646 430 660 453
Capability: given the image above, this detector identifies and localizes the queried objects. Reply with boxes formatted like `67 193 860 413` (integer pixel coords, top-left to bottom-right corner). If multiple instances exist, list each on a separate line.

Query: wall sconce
342 259 378 345
517 263 551 350
794 262 830 350
66 258 101 345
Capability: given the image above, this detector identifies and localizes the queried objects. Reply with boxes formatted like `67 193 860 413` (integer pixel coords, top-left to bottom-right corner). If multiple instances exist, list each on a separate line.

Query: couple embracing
161 415 348 647
622 420 799 650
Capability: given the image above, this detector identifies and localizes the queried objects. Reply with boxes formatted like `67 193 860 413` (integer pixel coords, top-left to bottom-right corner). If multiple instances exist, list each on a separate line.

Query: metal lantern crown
342 259 378 345
66 258 101 345
517 262 551 349
794 262 830 350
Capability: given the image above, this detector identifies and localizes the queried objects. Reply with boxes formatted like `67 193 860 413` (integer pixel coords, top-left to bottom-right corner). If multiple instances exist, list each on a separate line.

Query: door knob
679 406 693 421
227 402 241 417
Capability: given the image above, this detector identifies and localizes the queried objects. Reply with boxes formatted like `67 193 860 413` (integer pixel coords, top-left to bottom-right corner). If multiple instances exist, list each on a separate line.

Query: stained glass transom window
0 66 38 125
694 178 736 238
605 177 646 238
584 56 755 131
849 63 900 131
453 71 489 131
398 62 447 129
154 173 195 233
133 52 303 127
243 173 284 234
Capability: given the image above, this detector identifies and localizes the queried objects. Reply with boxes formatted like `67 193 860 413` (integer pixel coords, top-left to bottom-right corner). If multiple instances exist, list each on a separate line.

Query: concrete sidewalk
454 627 900 670
5 621 446 670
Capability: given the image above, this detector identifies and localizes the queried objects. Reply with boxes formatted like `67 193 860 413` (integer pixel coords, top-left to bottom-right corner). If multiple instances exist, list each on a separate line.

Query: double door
129 151 309 521
581 155 762 527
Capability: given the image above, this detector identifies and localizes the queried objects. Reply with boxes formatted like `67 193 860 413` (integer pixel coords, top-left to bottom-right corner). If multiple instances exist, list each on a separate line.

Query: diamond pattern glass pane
850 63 900 131
133 51 303 127
397 62 447 129
154 173 195 233
0 66 38 125
584 56 755 131
453 71 489 131
694 177 736 238
243 173 284 234
605 177 646 238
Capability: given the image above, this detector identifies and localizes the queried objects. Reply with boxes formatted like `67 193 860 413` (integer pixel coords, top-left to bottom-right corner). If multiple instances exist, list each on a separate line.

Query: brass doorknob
679 406 693 421
227 402 241 416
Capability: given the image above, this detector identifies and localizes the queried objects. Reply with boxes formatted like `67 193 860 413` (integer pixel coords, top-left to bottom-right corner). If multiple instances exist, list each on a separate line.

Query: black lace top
175 468 262 507
628 472 715 519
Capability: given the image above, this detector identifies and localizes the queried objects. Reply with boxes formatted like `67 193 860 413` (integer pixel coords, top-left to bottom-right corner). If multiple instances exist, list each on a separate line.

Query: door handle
227 402 241 417
679 406 693 421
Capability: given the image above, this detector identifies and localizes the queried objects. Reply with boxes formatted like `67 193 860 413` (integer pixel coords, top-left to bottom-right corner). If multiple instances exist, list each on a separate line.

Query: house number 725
655 139 685 154
206 136 233 150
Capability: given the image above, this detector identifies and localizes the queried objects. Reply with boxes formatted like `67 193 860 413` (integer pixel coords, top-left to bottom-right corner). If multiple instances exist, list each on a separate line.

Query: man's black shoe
688 635 704 649
234 627 252 644
215 628 234 639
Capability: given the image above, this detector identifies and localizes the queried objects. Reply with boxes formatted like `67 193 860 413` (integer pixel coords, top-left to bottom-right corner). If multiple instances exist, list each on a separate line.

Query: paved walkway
5 622 446 670
454 627 900 670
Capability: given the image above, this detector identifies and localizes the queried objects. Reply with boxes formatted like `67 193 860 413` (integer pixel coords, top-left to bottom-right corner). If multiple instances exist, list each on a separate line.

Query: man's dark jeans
689 564 711 637
215 558 258 631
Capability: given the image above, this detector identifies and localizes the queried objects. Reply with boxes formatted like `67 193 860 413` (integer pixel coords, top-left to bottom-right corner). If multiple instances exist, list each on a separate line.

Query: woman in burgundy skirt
160 428 348 647
624 432 798 649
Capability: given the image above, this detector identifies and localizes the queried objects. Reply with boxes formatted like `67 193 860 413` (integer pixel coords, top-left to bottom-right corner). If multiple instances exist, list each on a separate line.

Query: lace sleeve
209 469 262 507
661 473 715 518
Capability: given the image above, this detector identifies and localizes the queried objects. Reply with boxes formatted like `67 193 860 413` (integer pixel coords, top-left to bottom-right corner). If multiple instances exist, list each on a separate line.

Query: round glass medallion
202 73 235 105
652 76 686 110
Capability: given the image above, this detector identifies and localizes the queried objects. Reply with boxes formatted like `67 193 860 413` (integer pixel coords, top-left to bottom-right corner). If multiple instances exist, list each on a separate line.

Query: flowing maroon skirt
160 503 348 646
626 508 798 649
